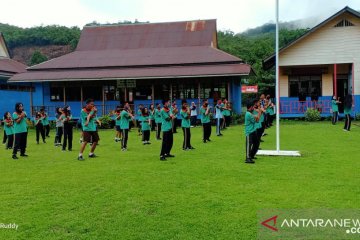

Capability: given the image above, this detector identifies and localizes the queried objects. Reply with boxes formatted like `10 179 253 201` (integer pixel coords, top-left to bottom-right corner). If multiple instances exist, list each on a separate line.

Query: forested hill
0 21 309 94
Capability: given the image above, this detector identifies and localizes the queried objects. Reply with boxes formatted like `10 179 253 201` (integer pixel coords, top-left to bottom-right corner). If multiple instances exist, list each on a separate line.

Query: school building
263 6 360 117
0 33 29 115
8 20 253 118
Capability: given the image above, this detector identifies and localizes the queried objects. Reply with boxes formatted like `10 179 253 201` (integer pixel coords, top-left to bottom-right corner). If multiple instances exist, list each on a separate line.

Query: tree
29 50 48 66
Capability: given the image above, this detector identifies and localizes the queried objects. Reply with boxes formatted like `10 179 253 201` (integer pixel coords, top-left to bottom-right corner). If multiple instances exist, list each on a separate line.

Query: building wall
279 12 360 96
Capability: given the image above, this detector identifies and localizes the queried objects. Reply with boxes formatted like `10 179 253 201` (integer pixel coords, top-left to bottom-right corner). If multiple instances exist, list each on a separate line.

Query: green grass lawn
0 121 359 240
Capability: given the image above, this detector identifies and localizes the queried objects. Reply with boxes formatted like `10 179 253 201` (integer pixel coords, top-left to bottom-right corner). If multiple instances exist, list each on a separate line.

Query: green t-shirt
253 110 262 129
160 108 172 132
140 115 151 131
154 109 162 123
12 112 28 134
149 110 155 120
42 113 49 125
331 99 339 112
222 109 231 116
245 111 256 136
180 110 190 128
115 113 121 126
120 110 131 129
4 120 14 135
200 107 210 124
81 109 96 131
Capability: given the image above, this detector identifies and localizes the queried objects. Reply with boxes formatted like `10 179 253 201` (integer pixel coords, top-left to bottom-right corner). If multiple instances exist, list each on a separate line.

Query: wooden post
80 83 83 107
151 84 155 106
30 83 33 117
198 81 201 110
102 85 105 115
63 85 66 106
227 81 231 102
334 64 337 97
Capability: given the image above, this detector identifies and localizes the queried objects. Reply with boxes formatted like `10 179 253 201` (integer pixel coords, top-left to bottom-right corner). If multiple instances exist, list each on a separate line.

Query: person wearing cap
12 102 28 159
160 99 175 161
245 101 261 164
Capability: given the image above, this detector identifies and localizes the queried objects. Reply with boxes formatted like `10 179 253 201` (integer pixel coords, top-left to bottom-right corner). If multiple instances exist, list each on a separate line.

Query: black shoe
217 134 223 136
245 159 255 164
160 156 167 161
20 154 28 157
189 147 195 150
207 139 211 142
251 157 258 160
88 154 97 158
77 156 84 161
260 140 264 142
12 155 18 160
203 140 207 143
166 154 175 158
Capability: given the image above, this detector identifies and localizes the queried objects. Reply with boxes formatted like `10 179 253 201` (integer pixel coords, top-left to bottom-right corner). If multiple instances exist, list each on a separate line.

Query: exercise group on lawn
3 92 353 163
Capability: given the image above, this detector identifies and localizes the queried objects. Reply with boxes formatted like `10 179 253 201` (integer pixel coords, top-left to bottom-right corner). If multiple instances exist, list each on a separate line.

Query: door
336 74 349 113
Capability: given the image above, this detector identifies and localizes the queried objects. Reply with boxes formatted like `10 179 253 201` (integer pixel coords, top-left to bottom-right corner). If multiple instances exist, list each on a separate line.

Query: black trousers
160 130 173 156
55 126 63 144
225 116 231 127
122 129 129 148
6 134 14 149
332 112 338 125
156 123 162 139
172 119 177 133
256 127 264 144
36 123 45 142
182 127 191 149
142 130 150 142
246 131 259 160
44 124 50 137
2 130 7 144
13 132 27 155
202 122 212 141
62 125 73 150
344 114 351 131
151 120 156 131
190 116 197 126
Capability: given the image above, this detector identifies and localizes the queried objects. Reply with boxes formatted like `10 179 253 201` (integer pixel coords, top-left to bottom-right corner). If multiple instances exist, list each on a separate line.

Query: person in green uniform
3 112 14 150
222 100 232 128
343 94 353 131
137 104 144 136
180 101 194 150
200 100 212 143
78 99 99 160
160 99 175 161
149 104 156 131
245 101 261 164
34 111 46 144
120 105 134 151
254 100 265 146
171 102 178 133
331 96 341 125
154 103 162 140
40 108 50 138
140 107 151 145
12 102 28 159
61 106 73 151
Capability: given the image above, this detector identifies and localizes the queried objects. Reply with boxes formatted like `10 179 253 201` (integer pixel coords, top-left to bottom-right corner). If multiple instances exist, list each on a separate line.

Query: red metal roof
10 63 251 82
10 19 252 82
0 58 27 75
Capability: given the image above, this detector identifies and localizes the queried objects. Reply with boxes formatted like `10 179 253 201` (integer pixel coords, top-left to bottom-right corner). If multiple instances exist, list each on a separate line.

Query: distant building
263 6 359 117
0 32 28 115
9 20 253 118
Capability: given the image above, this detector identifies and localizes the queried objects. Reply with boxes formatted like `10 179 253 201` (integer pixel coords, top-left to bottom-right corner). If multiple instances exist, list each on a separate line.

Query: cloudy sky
1 0 360 33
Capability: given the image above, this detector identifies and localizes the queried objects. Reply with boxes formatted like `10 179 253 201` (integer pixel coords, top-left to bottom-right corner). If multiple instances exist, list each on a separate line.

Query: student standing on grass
171 102 179 133
149 104 156 131
254 100 265 145
12 103 28 159
54 107 64 147
331 96 341 125
40 108 50 138
190 102 197 127
155 103 162 140
114 106 122 142
343 94 353 131
160 99 175 161
3 112 14 150
180 101 194 150
222 100 231 128
245 101 261 164
201 100 212 143
34 111 46 144
62 106 73 151
140 107 151 145
78 99 99 160
120 104 134 151
215 99 223 136
137 104 144 136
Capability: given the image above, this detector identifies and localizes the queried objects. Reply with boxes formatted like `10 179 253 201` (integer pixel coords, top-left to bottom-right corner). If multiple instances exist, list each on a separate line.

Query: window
0 84 34 92
83 86 102 101
50 87 64 101
289 75 322 99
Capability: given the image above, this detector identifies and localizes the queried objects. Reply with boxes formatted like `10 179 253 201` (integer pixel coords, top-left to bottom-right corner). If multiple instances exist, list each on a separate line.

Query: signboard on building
241 85 258 93
116 79 136 88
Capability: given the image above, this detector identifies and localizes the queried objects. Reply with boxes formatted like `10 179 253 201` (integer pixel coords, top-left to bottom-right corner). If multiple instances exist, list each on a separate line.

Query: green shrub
231 113 244 124
98 115 114 129
304 108 321 122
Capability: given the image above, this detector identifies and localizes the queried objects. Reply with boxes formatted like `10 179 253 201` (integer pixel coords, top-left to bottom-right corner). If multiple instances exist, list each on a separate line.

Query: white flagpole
275 0 280 152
